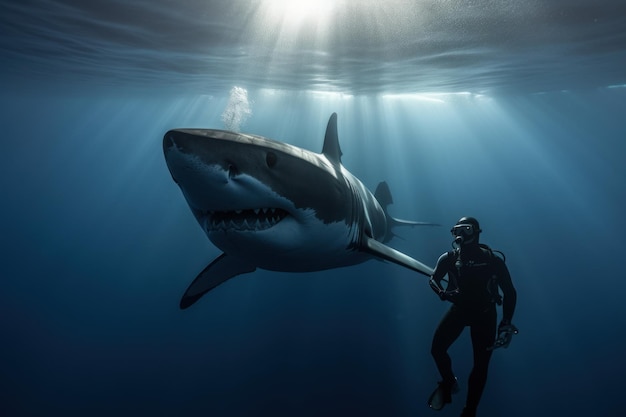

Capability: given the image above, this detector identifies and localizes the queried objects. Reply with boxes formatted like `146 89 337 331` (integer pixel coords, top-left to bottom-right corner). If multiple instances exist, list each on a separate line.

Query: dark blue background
1 89 624 416
1 1 625 416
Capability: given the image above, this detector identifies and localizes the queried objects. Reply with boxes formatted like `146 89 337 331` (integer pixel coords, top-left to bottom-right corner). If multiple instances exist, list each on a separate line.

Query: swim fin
428 378 459 411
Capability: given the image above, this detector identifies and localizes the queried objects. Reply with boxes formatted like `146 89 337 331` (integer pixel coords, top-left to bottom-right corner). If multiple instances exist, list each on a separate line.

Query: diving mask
451 224 475 237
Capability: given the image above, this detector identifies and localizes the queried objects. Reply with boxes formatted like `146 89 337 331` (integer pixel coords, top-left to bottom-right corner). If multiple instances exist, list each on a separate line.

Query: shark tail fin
322 113 342 164
375 181 439 241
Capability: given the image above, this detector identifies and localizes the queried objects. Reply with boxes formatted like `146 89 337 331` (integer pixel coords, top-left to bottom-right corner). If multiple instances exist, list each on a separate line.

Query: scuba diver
427 217 517 417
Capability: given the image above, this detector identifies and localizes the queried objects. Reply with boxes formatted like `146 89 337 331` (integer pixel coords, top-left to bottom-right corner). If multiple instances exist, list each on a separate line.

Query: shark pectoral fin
363 237 434 277
390 218 440 228
180 253 256 309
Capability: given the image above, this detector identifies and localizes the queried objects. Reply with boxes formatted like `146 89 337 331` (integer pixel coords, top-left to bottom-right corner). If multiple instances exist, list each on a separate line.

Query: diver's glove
489 321 519 350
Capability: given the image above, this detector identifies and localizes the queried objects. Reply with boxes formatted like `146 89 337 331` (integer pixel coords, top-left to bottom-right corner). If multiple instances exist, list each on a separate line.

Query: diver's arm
429 253 450 298
488 260 519 350
497 260 517 324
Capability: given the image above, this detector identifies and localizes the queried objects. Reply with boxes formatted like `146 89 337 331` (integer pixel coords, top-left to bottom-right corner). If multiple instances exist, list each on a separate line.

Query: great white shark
163 113 435 309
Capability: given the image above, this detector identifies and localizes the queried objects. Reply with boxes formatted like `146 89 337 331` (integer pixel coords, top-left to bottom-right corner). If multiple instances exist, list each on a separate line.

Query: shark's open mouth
207 208 289 232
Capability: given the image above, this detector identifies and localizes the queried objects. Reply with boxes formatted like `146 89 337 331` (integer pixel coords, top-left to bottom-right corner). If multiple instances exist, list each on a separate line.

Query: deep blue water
1 1 625 417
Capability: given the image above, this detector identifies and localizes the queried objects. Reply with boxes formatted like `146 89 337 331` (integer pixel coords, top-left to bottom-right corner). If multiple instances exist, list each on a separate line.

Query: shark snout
163 130 243 178
163 130 182 154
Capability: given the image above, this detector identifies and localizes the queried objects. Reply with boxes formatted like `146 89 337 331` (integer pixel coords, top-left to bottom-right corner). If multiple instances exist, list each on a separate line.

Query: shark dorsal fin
322 113 342 164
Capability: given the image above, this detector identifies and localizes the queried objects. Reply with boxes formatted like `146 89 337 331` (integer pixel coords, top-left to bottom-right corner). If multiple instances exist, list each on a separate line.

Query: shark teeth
206 208 288 232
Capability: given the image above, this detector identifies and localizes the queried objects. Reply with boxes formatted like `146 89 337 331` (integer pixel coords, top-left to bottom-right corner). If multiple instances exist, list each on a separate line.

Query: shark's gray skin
163 113 435 309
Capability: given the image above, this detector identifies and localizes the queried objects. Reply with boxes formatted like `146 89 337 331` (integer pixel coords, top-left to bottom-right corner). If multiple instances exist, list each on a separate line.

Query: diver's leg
464 307 497 416
431 306 465 385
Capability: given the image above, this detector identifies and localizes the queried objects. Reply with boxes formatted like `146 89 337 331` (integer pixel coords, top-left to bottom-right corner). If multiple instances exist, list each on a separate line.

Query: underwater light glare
265 0 334 24
381 92 489 103
308 90 354 100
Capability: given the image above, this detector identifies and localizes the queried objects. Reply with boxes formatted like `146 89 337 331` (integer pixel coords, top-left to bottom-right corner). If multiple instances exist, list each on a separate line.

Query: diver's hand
498 321 518 333
489 322 519 350
429 279 456 301
441 289 459 302
429 278 444 299
429 279 459 301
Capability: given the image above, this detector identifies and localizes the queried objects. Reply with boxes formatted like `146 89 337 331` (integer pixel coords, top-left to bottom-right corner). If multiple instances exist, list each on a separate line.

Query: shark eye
266 152 277 168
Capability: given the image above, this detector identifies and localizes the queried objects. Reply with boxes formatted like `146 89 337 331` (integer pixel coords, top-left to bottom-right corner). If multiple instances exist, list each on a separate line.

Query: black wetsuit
430 242 517 414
